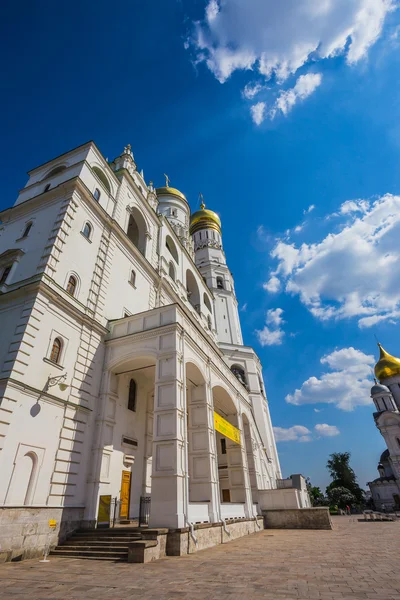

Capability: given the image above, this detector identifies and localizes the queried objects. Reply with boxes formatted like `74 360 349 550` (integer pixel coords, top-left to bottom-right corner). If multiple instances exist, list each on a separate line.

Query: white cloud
191 1 395 84
266 307 284 327
286 347 375 411
250 102 266 125
314 408 321 413
256 308 285 346
273 425 312 443
270 73 323 118
243 81 264 99
263 276 281 294
266 194 400 328
304 204 316 215
315 423 340 437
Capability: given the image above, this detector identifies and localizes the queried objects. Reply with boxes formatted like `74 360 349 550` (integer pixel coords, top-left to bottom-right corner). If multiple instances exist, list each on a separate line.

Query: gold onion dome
189 200 221 235
156 186 188 203
374 343 400 381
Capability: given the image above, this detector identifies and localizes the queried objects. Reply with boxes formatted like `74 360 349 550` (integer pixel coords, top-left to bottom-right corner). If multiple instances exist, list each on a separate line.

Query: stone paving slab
0 517 399 599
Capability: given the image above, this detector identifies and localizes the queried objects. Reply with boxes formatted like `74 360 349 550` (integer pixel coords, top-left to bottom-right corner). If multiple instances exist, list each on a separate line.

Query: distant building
367 345 400 510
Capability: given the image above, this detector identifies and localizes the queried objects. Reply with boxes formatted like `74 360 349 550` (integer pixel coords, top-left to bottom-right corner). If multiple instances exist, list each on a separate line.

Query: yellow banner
214 412 241 445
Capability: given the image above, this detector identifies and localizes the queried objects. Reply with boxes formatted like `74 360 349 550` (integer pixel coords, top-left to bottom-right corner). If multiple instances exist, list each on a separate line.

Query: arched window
130 270 136 286
204 293 212 313
82 222 92 239
166 235 179 263
44 183 51 192
22 222 33 238
44 165 66 180
231 364 247 387
127 209 147 255
92 167 111 193
66 275 77 296
50 338 62 364
186 269 200 313
0 265 12 285
128 379 136 412
216 276 224 289
169 262 176 281
93 188 101 202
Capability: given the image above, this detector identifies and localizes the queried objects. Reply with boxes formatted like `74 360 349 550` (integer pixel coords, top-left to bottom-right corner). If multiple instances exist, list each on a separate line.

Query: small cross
199 193 205 209
164 173 170 187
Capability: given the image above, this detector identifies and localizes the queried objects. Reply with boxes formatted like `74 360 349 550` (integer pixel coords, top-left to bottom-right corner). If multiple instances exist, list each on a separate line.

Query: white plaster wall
0 200 62 284
0 390 64 506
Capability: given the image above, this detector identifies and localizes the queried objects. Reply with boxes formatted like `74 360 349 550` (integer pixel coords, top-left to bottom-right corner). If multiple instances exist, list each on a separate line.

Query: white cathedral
368 345 400 511
0 142 310 562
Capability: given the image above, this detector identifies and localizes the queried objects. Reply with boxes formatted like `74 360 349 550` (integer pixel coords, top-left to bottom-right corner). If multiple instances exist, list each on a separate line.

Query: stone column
187 377 219 522
237 410 255 518
149 340 186 528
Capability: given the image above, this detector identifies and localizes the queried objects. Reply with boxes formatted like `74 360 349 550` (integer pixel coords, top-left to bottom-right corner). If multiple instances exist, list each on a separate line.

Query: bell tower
190 198 243 345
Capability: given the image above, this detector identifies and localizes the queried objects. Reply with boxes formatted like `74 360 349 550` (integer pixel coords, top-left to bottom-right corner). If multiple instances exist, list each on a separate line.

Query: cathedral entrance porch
93 304 263 531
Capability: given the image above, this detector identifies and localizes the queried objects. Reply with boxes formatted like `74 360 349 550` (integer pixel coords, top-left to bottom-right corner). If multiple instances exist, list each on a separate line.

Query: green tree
327 486 355 509
306 478 326 506
326 452 364 503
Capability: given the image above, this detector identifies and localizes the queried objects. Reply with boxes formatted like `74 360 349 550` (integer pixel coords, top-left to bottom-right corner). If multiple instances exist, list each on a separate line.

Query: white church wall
104 237 155 320
0 388 64 506
0 199 62 284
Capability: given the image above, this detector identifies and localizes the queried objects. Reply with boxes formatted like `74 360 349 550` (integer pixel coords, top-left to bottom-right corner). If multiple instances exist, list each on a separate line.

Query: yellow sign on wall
48 519 57 528
97 495 112 526
214 412 241 445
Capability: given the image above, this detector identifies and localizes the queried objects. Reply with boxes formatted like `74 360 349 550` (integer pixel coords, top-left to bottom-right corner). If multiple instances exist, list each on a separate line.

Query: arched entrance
212 386 246 508
93 354 156 525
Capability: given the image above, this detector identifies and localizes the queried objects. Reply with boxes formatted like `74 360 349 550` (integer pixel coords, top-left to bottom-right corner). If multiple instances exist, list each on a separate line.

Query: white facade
0 141 286 543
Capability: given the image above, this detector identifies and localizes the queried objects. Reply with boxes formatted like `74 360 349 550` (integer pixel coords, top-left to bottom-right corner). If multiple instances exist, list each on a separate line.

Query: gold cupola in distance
189 198 221 235
374 343 400 381
155 173 188 204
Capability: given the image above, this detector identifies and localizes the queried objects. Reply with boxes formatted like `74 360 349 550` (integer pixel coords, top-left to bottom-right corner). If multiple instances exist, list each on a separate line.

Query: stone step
76 527 141 534
68 535 142 542
55 545 130 552
50 549 128 559
63 538 139 546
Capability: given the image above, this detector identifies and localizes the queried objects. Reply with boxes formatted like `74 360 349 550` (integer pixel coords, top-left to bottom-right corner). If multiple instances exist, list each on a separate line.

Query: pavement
0 516 399 600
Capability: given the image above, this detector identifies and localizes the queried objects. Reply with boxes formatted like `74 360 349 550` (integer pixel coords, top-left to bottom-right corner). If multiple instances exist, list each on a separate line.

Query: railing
139 496 151 526
220 503 246 519
188 502 210 523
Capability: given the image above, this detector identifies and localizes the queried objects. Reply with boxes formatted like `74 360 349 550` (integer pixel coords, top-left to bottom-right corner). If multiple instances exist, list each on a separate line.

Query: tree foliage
326 452 364 503
327 486 355 508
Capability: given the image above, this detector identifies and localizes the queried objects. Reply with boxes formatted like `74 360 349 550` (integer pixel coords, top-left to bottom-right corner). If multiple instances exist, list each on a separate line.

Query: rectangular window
0 265 12 285
221 438 226 454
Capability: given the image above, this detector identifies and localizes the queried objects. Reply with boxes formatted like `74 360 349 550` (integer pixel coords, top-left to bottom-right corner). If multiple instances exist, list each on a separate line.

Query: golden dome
189 201 221 235
156 186 187 203
374 344 400 381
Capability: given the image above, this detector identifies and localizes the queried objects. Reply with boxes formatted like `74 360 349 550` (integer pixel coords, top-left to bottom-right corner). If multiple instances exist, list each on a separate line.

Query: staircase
50 528 143 561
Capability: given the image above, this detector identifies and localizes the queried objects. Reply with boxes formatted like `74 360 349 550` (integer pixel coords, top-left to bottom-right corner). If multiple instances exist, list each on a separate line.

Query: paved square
0 517 399 600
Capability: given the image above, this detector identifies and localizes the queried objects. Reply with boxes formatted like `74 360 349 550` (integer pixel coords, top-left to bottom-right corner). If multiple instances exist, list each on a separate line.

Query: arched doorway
212 386 246 506
94 354 156 525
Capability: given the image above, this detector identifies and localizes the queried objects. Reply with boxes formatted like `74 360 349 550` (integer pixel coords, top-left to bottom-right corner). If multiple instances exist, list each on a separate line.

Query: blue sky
3 0 400 491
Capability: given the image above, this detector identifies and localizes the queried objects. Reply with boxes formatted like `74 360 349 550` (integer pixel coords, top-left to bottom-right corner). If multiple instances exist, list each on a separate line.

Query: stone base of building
166 517 265 557
0 506 88 563
262 507 332 530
